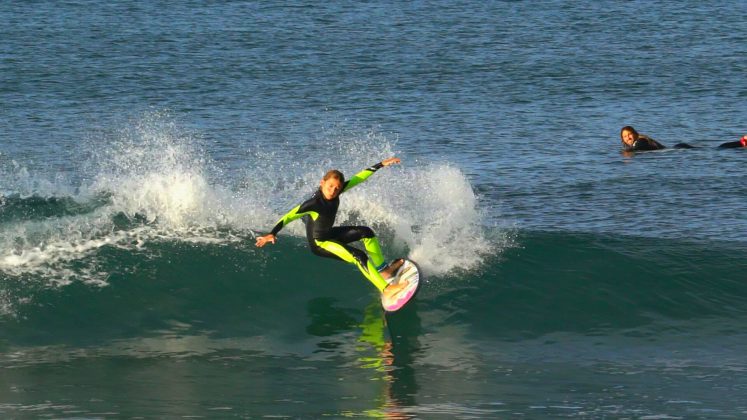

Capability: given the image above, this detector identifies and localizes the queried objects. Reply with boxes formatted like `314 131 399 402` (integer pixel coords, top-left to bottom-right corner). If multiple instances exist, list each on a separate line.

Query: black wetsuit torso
279 188 341 241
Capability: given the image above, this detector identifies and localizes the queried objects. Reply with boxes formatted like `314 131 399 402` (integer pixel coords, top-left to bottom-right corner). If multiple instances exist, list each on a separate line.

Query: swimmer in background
718 135 747 149
620 126 694 152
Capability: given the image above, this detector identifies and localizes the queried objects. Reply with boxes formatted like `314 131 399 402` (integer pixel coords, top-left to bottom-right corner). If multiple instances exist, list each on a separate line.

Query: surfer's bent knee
312 239 369 269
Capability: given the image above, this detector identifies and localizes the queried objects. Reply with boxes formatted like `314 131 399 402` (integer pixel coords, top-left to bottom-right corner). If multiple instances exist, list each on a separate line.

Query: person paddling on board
620 126 694 152
255 157 408 300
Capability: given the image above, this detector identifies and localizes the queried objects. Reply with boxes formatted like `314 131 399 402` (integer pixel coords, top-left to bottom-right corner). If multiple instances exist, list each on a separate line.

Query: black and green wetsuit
268 162 390 291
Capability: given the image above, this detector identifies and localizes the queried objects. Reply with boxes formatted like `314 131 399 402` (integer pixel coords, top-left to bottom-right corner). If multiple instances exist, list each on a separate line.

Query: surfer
620 126 694 151
255 157 408 300
718 135 747 149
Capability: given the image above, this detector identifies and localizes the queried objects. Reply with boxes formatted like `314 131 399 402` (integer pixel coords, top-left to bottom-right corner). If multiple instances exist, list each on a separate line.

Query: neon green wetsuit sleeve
342 162 384 193
269 203 318 236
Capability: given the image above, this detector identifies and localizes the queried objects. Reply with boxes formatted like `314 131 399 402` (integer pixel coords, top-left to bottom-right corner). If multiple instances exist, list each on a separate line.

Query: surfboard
380 258 421 312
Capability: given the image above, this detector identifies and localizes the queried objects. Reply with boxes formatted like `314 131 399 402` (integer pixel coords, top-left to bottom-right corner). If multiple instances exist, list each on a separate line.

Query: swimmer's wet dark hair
323 169 345 184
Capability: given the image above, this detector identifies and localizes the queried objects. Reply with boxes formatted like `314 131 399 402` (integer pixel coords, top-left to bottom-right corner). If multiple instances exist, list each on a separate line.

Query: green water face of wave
1 228 745 349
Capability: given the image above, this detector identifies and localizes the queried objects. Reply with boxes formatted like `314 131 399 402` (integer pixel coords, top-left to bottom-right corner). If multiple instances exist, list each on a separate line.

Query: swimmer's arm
649 139 665 149
637 136 665 150
342 157 401 193
632 139 662 151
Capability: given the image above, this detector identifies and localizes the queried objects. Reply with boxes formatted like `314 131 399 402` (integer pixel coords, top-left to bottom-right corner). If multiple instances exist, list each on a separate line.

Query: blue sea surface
2 1 747 417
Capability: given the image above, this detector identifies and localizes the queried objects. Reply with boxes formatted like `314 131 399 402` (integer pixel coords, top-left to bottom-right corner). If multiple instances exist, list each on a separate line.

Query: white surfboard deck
380 259 421 312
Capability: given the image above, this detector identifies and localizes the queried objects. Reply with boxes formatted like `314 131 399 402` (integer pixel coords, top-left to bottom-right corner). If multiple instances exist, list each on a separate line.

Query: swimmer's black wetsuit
268 162 390 291
718 141 746 149
624 136 665 152
624 136 694 151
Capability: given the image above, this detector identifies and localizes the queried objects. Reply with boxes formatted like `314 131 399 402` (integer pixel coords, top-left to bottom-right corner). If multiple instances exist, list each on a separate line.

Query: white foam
0 289 14 317
0 113 241 285
342 162 498 276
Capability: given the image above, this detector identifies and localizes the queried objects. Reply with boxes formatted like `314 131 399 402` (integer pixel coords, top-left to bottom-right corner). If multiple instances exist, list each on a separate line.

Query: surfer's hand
382 157 401 167
255 234 276 248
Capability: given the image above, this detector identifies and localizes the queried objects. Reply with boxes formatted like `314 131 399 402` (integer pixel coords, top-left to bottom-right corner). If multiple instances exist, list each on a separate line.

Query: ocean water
2 1 747 418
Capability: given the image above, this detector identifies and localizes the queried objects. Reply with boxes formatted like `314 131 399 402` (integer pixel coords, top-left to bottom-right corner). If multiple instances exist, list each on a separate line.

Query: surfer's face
621 129 637 146
320 178 343 200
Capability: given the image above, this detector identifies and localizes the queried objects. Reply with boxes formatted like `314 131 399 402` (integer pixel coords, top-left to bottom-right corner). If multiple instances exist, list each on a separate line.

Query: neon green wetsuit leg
362 236 385 269
314 239 389 292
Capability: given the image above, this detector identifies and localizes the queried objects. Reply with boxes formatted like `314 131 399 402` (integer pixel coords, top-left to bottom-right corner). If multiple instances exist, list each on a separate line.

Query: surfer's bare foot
383 279 409 299
380 258 405 280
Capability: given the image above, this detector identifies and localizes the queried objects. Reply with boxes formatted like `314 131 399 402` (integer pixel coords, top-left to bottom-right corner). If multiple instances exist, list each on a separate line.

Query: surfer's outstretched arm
342 157 400 193
255 200 318 248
